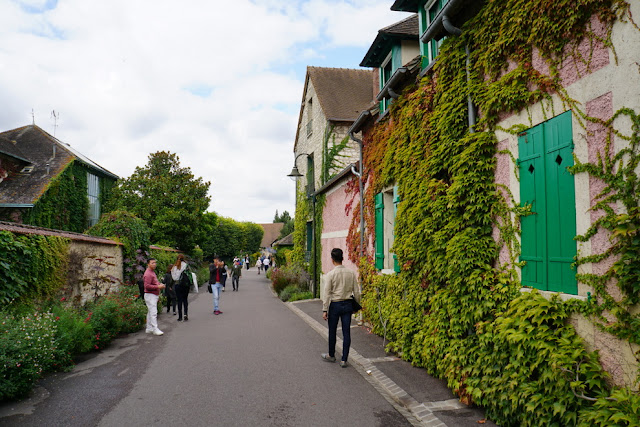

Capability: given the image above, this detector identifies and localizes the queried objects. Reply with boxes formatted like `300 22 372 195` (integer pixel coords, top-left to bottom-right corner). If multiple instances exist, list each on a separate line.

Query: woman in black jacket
162 266 177 315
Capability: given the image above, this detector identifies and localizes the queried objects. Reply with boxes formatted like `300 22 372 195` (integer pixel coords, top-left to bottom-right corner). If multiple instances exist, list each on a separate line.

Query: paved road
1 268 412 426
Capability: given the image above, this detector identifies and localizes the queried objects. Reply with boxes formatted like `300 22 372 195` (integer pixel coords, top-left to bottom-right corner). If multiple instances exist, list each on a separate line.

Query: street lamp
286 152 318 298
287 153 308 181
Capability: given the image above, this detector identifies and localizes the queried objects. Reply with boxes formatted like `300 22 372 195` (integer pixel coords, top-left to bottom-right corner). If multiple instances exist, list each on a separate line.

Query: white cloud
0 0 408 223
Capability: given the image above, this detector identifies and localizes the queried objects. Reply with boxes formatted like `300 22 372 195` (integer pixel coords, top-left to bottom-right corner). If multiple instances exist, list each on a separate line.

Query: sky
0 0 410 223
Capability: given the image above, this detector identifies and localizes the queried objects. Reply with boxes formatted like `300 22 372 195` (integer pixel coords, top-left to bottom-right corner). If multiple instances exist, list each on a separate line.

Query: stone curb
285 300 448 427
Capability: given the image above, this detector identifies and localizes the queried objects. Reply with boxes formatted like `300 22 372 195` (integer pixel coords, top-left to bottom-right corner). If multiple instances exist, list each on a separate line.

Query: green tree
105 151 210 252
274 210 294 239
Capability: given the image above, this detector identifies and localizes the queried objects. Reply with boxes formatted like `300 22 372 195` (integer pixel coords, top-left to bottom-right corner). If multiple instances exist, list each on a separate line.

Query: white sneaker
152 330 164 336
145 330 152 334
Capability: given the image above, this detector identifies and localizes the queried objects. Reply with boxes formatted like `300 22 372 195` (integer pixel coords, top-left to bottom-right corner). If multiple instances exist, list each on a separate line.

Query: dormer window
380 54 394 113
420 0 449 67
20 165 34 173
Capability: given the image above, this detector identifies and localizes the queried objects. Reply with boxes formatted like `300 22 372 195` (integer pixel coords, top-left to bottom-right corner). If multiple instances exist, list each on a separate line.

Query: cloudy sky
0 0 409 223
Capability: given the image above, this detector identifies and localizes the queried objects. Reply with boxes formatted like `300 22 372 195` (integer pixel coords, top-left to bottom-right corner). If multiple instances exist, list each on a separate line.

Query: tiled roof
307 67 374 122
0 135 31 164
0 220 121 245
0 125 118 205
273 232 294 247
259 223 285 248
360 14 419 67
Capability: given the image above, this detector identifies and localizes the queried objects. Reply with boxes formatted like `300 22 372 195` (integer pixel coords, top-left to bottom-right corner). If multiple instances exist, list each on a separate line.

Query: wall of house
319 174 358 297
296 81 361 194
494 6 640 388
400 40 420 66
66 240 124 305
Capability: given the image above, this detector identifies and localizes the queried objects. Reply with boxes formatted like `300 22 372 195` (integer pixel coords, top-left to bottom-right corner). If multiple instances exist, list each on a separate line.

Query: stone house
0 125 118 232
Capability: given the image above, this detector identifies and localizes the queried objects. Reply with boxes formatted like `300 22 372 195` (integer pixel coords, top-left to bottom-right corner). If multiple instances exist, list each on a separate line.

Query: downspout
440 13 476 133
348 110 368 259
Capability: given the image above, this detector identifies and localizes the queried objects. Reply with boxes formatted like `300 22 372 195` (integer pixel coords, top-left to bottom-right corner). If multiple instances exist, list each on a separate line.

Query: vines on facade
345 0 638 425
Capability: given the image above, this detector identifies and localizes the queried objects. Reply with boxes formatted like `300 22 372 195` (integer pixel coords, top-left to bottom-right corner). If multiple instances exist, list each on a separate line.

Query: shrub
288 291 313 302
50 304 94 358
0 310 67 400
84 284 146 350
270 263 310 295
279 285 299 302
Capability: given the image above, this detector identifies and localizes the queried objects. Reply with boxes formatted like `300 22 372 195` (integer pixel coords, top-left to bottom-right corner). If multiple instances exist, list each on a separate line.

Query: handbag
207 283 212 293
350 296 362 313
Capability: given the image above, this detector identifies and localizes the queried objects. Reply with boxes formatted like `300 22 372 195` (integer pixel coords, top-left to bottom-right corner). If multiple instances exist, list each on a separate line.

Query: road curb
285 300 447 427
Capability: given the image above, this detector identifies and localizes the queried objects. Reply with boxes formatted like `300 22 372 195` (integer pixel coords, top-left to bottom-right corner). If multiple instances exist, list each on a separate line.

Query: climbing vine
345 0 639 425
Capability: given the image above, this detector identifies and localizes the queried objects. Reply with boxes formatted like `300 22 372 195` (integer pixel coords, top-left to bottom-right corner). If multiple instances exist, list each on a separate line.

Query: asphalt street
0 268 413 427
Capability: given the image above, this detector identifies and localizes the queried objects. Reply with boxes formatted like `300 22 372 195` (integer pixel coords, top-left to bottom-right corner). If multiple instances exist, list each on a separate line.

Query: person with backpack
163 266 177 315
171 254 191 321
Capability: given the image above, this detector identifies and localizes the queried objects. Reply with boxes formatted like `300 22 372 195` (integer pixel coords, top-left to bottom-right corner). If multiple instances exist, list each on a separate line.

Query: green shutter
519 111 577 294
375 192 384 270
544 112 577 294
393 186 400 273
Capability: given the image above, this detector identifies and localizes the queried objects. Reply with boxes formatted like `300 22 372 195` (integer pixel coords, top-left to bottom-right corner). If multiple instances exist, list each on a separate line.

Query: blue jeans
328 300 353 362
212 282 222 311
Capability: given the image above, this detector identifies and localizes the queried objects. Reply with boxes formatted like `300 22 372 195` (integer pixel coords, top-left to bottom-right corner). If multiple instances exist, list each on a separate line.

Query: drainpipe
348 110 370 259
422 6 477 133
376 67 407 102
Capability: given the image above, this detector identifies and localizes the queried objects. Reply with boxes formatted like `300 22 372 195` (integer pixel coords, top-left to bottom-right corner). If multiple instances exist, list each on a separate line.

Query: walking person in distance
162 266 177 315
231 259 242 291
172 254 191 321
209 257 225 315
321 248 360 367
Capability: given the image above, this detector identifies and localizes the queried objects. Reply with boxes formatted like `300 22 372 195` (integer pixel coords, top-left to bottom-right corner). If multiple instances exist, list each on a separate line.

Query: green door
519 111 577 294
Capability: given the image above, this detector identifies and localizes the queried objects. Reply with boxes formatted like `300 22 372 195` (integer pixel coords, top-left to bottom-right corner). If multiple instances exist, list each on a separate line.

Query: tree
274 210 294 239
105 151 210 252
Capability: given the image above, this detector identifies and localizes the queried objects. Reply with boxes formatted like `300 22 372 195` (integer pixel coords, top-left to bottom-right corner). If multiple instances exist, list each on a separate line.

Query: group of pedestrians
142 254 192 335
255 255 274 275
142 247 361 369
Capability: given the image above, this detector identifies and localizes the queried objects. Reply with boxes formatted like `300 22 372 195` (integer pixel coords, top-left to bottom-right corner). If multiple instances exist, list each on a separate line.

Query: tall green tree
274 210 294 239
105 151 210 252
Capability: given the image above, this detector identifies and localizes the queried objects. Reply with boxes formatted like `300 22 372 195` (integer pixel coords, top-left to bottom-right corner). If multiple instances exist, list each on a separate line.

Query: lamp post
287 153 318 298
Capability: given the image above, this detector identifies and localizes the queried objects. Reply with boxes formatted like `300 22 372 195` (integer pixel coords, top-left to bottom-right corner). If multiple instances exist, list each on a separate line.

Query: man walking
209 257 225 315
231 260 242 291
321 248 360 367
143 258 165 336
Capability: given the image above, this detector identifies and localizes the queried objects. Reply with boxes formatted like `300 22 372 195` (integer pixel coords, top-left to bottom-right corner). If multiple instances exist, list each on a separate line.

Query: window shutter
375 192 384 270
544 112 577 294
393 186 400 273
519 111 577 294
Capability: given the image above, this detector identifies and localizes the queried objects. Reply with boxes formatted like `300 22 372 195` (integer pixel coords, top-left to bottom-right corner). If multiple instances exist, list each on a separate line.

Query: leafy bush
50 304 94 357
0 310 69 400
85 285 146 350
269 263 310 295
278 285 299 302
578 388 640 426
288 291 313 302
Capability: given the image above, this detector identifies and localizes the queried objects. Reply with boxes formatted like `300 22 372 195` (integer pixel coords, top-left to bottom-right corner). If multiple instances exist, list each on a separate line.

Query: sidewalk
286 298 497 427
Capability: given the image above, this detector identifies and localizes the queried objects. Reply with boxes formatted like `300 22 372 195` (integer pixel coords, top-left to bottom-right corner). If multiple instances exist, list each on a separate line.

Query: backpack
179 267 193 289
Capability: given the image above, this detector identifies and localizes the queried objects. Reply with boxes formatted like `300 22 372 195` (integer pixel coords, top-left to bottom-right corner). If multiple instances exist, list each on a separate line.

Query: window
87 172 100 227
374 186 400 272
380 55 393 113
519 111 577 294
306 154 315 196
419 0 449 67
306 98 313 137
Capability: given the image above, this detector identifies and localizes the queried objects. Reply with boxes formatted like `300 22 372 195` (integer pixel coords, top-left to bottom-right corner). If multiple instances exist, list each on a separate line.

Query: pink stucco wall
321 177 357 274
493 138 511 267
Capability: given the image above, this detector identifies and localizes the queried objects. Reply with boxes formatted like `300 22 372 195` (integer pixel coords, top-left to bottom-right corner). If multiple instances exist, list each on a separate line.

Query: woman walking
163 266 177 315
171 254 191 321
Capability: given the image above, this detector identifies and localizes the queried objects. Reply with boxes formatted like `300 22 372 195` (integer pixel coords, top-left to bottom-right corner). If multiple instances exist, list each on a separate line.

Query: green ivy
345 0 638 425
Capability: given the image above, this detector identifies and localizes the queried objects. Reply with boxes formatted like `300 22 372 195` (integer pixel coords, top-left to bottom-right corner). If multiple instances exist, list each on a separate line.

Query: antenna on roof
51 110 59 136
31 109 35 125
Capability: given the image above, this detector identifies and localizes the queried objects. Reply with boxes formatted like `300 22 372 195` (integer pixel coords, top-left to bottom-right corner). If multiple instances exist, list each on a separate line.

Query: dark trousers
166 295 176 312
328 300 353 362
232 275 239 290
176 291 188 319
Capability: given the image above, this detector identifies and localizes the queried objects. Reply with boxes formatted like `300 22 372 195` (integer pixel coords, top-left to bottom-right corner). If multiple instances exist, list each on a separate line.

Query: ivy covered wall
344 1 639 425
